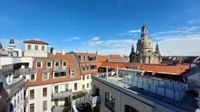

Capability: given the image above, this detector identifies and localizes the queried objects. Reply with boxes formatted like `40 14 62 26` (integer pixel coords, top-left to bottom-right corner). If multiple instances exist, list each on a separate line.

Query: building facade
0 56 34 112
130 25 162 64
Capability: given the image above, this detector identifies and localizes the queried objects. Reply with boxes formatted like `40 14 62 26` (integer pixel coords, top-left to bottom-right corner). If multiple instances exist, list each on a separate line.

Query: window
54 86 58 93
82 65 86 71
65 84 69 91
47 61 52 68
43 88 47 97
63 61 67 66
31 74 35 80
87 75 89 79
35 45 38 50
84 56 88 61
36 62 42 68
42 46 45 51
86 65 90 70
28 45 31 50
54 72 65 78
74 83 77 90
55 61 59 66
43 101 47 111
87 83 89 88
80 56 84 61
83 75 85 80
91 65 97 69
125 105 139 112
30 90 34 100
30 103 34 112
70 68 75 77
105 92 115 112
55 99 58 106
42 73 48 80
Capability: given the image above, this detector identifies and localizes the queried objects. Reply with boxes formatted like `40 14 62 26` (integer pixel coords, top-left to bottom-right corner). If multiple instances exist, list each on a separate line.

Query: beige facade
130 25 162 64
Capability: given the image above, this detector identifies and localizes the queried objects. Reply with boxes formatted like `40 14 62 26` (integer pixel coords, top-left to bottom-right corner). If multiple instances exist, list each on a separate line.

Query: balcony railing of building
52 105 71 112
93 72 197 112
7 78 25 96
14 68 36 76
53 66 67 73
1 65 13 74
52 90 72 100
85 92 100 108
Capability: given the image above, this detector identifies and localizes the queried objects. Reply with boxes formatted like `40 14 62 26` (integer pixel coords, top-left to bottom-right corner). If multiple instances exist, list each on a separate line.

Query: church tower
129 25 162 64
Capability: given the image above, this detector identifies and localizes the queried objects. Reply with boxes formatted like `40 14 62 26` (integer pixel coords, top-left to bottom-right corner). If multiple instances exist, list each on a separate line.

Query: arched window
125 105 139 112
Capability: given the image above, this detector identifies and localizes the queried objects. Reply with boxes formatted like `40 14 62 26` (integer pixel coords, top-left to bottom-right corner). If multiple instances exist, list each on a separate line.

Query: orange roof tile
23 40 49 45
101 62 190 75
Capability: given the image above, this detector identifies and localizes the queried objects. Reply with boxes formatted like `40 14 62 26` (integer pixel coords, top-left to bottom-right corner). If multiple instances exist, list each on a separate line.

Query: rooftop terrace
94 69 198 112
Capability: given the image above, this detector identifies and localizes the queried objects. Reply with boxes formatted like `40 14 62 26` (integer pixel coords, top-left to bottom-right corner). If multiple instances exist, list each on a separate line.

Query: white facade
0 56 33 112
26 79 85 112
24 43 48 57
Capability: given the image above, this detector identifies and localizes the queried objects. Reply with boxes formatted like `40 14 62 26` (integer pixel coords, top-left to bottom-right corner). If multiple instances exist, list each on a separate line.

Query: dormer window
69 68 75 77
36 61 42 68
55 61 59 66
46 61 52 68
63 61 67 66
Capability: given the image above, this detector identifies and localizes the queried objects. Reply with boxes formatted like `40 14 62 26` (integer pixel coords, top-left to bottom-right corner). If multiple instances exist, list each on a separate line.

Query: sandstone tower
130 25 162 64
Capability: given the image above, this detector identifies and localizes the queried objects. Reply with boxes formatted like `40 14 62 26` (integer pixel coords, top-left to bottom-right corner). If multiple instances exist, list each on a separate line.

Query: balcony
14 68 36 76
8 78 25 96
86 93 100 108
1 65 13 74
53 66 66 73
52 90 72 100
52 105 71 112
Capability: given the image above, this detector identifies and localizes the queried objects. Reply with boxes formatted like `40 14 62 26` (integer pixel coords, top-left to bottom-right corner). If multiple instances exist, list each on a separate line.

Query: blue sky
0 0 200 56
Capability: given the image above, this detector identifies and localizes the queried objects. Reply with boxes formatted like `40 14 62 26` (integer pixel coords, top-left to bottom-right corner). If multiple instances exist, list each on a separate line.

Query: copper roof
23 40 49 45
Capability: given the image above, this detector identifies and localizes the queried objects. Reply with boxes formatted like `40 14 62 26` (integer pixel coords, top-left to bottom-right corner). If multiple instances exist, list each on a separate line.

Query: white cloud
72 37 80 40
63 37 80 42
159 35 200 56
116 28 140 36
82 26 200 56
82 37 136 55
129 29 140 33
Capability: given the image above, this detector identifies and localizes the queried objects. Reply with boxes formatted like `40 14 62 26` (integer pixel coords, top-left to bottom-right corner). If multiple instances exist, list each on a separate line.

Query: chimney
106 66 108 79
96 51 99 55
62 50 65 55
50 47 54 53
50 47 56 55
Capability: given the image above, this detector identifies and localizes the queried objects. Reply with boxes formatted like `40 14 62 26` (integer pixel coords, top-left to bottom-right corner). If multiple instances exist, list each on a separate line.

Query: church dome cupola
10 38 15 45
141 24 148 37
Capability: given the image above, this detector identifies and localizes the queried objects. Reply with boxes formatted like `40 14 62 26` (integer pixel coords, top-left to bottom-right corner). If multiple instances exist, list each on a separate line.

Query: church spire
155 42 160 54
131 44 135 53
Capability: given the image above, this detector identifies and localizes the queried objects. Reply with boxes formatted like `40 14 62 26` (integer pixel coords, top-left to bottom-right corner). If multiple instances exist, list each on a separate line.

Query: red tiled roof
23 40 49 45
109 55 122 59
101 62 190 75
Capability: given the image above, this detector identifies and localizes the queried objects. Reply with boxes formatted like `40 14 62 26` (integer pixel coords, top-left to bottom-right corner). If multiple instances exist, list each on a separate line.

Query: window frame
43 88 47 97
30 89 34 100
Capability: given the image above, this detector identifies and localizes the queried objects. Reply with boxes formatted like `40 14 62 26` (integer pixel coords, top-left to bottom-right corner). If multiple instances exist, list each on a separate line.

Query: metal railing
14 68 36 76
53 66 66 72
52 90 72 100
